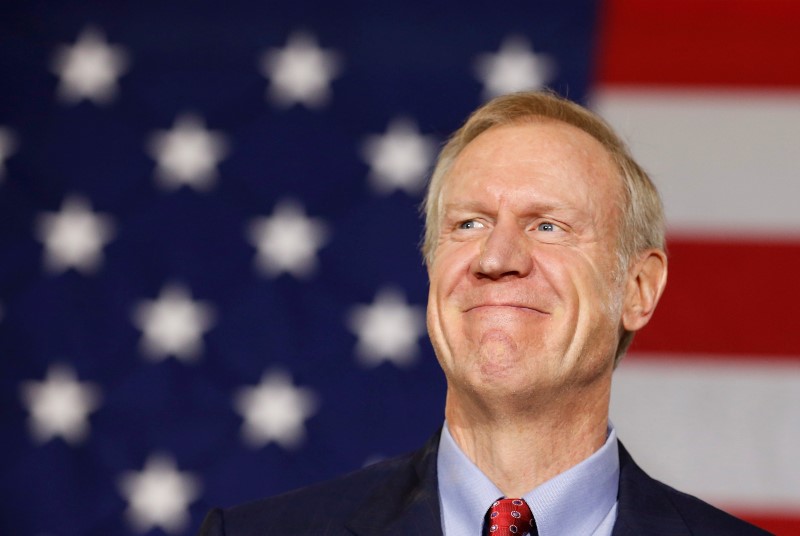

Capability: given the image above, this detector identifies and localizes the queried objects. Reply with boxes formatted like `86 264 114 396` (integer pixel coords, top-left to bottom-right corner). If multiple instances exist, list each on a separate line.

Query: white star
117 453 201 534
247 199 328 278
234 370 318 449
360 118 437 195
260 31 342 109
35 196 115 275
132 283 216 362
19 364 102 445
147 114 230 191
51 26 128 105
0 126 17 181
347 287 426 367
474 35 556 99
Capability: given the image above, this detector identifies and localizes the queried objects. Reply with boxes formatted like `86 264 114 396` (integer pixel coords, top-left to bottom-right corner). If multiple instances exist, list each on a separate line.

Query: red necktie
485 498 537 535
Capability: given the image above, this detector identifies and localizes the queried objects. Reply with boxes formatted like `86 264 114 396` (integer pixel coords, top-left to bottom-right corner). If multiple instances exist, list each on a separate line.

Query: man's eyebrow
442 200 488 214
442 199 574 216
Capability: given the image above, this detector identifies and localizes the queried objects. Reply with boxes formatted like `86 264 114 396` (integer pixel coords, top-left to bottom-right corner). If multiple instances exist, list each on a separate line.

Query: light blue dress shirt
437 422 619 536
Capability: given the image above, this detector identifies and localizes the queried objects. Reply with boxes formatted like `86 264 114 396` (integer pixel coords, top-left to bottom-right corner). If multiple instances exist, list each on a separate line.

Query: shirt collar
437 421 619 536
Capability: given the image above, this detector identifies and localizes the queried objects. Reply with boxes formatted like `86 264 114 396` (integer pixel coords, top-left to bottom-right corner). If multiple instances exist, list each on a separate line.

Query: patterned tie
485 498 537 535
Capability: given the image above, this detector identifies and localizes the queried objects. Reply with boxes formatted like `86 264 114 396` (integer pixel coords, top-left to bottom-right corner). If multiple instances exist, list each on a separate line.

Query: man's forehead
459 120 613 163
442 122 621 196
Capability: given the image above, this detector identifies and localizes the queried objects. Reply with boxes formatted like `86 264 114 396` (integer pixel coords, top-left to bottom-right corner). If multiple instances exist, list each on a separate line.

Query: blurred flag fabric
0 1 797 535
594 2 800 535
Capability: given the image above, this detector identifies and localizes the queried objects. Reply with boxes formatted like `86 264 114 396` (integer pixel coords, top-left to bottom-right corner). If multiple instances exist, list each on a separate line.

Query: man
199 91 771 535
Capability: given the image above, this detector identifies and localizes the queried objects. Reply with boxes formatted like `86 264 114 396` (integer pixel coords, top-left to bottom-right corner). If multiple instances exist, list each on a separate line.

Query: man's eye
537 222 557 232
459 220 485 230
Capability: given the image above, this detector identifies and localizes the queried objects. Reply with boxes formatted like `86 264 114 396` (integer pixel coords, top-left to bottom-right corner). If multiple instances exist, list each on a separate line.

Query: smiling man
199 92 770 536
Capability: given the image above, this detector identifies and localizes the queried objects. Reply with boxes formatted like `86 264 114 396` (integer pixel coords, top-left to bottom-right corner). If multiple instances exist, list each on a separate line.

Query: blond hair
422 91 665 364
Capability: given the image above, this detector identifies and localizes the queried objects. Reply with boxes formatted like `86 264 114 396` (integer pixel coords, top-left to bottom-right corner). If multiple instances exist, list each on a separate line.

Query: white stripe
590 89 800 237
610 356 800 512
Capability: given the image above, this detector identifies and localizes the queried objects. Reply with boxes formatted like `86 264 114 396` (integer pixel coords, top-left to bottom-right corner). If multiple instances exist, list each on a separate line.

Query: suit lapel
612 442 692 536
345 432 443 536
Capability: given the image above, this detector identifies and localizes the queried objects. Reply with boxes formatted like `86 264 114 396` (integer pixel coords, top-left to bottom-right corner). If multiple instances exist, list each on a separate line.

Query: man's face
427 120 627 402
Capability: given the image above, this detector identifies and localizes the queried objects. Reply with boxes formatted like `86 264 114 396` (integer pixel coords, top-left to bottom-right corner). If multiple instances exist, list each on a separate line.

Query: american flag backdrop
0 1 798 535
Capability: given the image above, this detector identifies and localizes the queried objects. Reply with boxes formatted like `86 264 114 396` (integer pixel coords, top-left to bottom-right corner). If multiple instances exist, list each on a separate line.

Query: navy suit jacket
198 433 772 535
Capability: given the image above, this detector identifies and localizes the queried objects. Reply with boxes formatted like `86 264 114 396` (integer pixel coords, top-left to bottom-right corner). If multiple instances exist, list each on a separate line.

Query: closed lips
466 303 548 314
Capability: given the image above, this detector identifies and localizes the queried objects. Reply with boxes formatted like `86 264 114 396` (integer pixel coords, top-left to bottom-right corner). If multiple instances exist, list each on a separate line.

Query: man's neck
444 382 611 497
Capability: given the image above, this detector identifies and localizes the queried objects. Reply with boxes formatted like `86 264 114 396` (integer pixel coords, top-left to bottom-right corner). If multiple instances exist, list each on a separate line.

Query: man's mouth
465 303 548 315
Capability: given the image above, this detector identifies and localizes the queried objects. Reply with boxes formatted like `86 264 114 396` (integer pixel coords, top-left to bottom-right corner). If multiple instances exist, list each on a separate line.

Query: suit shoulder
215 450 421 535
647 477 773 535
238 450 418 510
616 443 772 535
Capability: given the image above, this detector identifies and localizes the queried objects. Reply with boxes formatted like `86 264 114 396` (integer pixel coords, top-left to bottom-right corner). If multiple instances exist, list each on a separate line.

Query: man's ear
622 249 668 332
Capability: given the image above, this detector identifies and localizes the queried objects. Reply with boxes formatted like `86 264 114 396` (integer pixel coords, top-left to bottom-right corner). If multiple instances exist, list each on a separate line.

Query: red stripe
629 237 800 358
733 512 800 536
595 0 800 88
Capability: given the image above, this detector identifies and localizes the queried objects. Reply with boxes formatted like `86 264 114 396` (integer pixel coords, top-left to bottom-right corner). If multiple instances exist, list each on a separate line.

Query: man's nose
471 220 534 280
